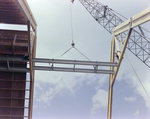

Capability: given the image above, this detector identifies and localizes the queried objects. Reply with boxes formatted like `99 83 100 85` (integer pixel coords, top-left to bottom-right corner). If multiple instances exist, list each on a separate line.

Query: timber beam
15 0 37 30
0 67 29 72
113 7 150 36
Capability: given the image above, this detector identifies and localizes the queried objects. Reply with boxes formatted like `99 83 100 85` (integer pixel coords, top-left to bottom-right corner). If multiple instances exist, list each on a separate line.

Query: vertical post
107 36 115 119
28 20 33 119
30 31 37 119
112 28 132 86
107 25 133 119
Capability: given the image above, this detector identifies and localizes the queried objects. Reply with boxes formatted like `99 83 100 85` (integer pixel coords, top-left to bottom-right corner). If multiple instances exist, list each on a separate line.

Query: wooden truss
107 7 150 119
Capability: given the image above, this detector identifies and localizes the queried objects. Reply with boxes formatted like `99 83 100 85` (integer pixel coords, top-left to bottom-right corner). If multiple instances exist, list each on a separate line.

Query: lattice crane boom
78 0 150 68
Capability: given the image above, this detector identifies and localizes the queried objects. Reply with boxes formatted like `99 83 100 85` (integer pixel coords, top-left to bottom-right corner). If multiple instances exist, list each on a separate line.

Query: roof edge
15 0 37 30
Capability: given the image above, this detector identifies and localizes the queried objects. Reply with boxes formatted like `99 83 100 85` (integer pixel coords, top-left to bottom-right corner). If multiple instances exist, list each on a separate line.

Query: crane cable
125 53 150 100
70 0 74 44
60 1 91 61
112 112 117 119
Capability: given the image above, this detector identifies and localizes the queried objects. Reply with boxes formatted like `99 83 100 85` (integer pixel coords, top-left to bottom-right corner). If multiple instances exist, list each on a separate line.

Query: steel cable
125 53 150 100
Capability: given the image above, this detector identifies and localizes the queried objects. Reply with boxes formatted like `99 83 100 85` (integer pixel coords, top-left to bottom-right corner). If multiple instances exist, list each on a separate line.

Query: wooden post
107 27 132 119
107 36 115 119
28 20 33 119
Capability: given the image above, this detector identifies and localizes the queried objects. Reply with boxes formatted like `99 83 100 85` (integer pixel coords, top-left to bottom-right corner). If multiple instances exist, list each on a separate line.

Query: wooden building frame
0 0 37 119
107 7 150 119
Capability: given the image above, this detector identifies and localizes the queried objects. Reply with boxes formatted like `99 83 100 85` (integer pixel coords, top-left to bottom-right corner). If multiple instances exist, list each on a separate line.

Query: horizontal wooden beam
0 42 28 47
0 67 30 72
0 51 28 55
0 37 28 41
0 106 28 109
0 97 29 100
0 0 18 2
113 7 150 36
0 79 30 82
0 88 30 91
0 29 28 36
0 115 28 118
15 0 37 30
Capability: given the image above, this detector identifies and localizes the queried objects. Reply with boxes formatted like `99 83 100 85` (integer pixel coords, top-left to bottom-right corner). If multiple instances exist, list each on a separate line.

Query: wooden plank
15 0 37 30
0 42 28 46
0 5 19 9
0 88 29 91
0 0 37 28
28 20 33 119
0 106 28 109
107 36 115 119
0 67 29 72
0 16 25 22
0 1 28 25
0 0 16 2
0 79 30 82
0 14 24 18
0 8 18 12
112 28 133 86
0 115 28 118
30 32 35 52
0 30 28 37
0 97 29 100
113 7 150 36
0 37 28 41
0 51 28 55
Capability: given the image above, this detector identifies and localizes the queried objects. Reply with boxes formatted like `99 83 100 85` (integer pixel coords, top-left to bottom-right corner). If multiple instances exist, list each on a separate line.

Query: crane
76 0 150 68
71 0 150 119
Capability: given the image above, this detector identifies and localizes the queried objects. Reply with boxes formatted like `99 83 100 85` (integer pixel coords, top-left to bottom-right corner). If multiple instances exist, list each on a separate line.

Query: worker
114 52 119 62
116 54 119 60
22 54 29 60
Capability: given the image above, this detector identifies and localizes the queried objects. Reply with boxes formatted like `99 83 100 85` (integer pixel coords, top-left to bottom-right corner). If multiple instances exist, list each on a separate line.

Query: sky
1 0 150 119
26 0 150 119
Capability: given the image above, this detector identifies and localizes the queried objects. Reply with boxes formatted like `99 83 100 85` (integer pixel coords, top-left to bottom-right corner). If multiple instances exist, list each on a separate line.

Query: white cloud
34 72 107 104
95 75 108 90
34 66 109 104
83 74 108 89
34 73 81 103
123 71 150 108
134 79 150 108
35 71 84 93
36 88 55 103
124 96 136 102
134 110 139 118
91 89 108 114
